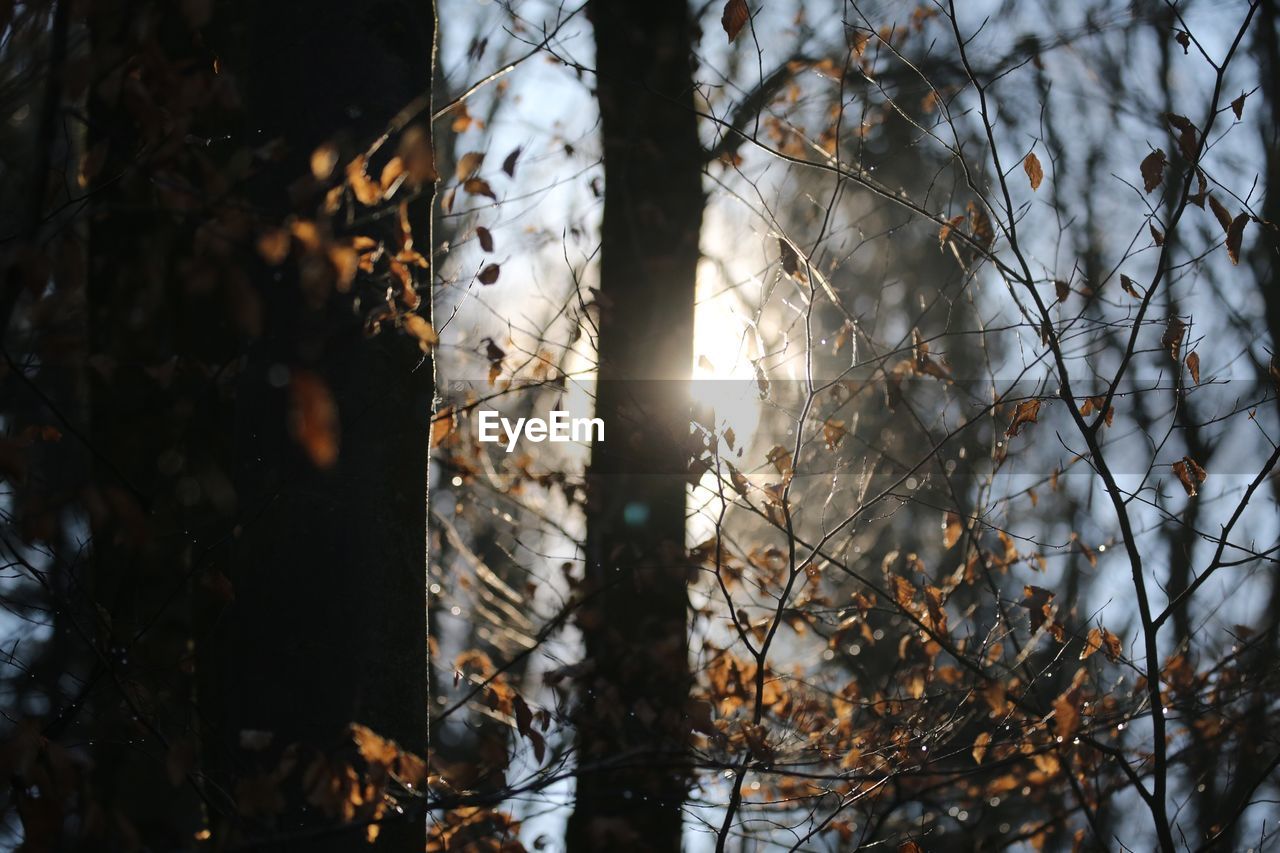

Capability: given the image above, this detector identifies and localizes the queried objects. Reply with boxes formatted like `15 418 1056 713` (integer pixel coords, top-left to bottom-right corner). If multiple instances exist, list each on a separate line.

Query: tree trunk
566 1 703 850
217 2 435 850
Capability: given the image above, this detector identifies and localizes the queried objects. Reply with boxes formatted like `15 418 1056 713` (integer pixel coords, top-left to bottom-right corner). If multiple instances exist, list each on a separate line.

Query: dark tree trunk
85 3 234 846
566 1 703 850
215 2 436 850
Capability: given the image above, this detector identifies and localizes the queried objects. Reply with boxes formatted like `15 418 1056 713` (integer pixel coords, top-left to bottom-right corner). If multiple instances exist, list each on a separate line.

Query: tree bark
217 2 436 850
566 1 703 850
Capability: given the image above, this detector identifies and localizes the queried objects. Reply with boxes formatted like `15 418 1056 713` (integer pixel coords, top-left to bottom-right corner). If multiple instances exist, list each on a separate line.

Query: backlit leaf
289 372 339 468
1080 627 1103 660
943 511 962 549
1185 350 1200 384
404 314 437 353
972 731 991 764
456 151 485 181
311 142 339 180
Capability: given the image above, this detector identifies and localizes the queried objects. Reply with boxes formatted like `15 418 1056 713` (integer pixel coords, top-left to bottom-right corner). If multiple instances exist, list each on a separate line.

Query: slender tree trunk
566 1 703 850
217 2 435 850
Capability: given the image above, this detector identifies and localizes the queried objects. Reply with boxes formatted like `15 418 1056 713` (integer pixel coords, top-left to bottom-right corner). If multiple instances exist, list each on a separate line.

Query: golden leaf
1053 689 1079 739
379 156 406 193
1080 627 1103 660
938 214 965 248
289 372 339 468
890 575 916 611
311 142 339 180
404 314 437 353
972 731 991 764
256 229 291 265
942 511 962 549
345 154 382 206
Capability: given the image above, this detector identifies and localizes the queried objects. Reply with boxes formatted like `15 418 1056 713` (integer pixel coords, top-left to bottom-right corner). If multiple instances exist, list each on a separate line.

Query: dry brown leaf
1162 316 1186 362
397 126 438 185
1024 152 1043 191
404 314 437 353
311 142 339 180
289 372 339 469
464 177 497 200
766 445 794 479
967 201 994 249
890 575 916 611
1172 456 1207 496
1101 628 1123 661
1185 350 1201 384
1080 627 1103 660
1209 194 1233 234
456 151 485 181
1226 212 1248 265
972 731 991 764
1053 689 1079 738
1005 399 1041 437
1141 148 1167 193
943 511 963 549
345 155 382 206
849 29 871 60
476 226 495 253
1231 91 1247 120
379 156 406 192
431 405 455 448
257 229 290 265
938 214 965 248
478 264 500 285
721 0 749 42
